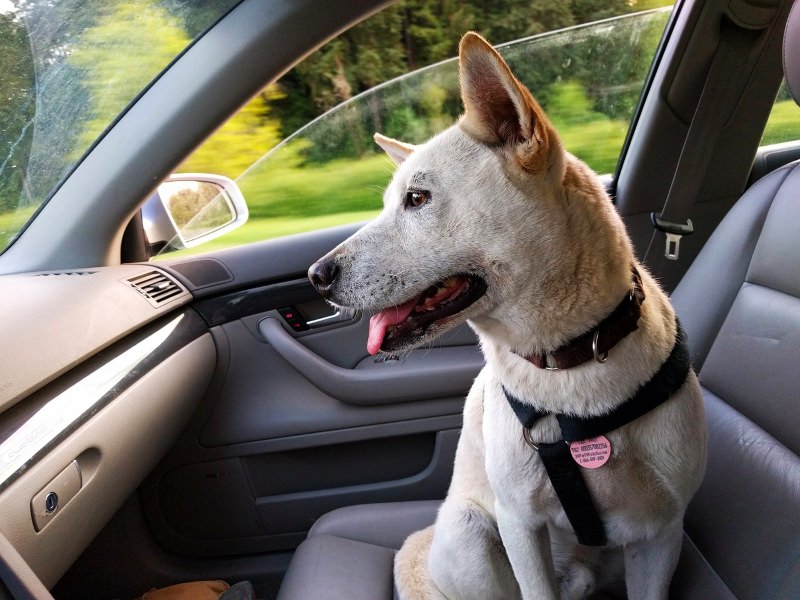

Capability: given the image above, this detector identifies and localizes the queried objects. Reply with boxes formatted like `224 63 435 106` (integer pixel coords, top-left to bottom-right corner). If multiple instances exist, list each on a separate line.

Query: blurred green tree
0 11 35 212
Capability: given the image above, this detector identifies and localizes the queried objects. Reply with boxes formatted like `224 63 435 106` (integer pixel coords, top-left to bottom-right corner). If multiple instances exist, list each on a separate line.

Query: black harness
503 323 690 546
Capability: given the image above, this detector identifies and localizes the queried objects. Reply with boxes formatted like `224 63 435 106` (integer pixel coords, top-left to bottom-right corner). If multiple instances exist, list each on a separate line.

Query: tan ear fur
374 132 415 166
458 32 562 176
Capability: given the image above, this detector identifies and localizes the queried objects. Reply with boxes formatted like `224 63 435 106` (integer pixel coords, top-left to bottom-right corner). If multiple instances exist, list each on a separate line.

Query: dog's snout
308 259 341 295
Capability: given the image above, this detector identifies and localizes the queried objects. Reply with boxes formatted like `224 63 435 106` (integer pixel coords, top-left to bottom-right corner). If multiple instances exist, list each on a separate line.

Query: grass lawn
0 205 37 252
155 209 381 260
762 99 800 145
239 152 392 219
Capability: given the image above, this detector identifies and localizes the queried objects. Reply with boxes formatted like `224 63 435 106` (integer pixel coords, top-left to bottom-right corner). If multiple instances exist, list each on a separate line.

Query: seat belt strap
645 20 756 264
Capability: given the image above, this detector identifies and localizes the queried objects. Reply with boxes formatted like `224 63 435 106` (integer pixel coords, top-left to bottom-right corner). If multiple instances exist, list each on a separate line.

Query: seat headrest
786 0 800 105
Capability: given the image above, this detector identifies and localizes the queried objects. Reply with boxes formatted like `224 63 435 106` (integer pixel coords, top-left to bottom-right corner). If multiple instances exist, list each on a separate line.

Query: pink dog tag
569 436 612 469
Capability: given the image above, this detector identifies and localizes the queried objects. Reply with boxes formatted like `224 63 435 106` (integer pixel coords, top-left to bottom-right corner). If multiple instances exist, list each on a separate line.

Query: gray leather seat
278 4 800 598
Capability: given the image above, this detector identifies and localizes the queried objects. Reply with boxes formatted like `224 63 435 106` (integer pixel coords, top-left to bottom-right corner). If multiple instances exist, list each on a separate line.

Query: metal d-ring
592 330 608 363
522 427 538 450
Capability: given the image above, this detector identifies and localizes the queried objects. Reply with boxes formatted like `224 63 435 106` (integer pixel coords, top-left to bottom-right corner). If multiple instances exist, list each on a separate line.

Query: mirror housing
142 173 248 256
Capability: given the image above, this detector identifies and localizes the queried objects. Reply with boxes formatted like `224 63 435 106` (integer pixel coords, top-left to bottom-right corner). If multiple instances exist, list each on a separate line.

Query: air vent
38 271 96 276
126 270 186 307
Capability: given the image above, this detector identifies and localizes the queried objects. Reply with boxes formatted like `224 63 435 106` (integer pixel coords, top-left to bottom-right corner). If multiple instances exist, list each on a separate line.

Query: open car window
155 4 674 259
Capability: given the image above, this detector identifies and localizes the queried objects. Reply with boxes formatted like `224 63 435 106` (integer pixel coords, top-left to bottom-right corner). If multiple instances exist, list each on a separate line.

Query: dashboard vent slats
126 271 186 307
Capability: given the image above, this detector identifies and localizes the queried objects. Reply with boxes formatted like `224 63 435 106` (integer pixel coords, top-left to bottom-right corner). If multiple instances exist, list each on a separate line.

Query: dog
308 32 707 600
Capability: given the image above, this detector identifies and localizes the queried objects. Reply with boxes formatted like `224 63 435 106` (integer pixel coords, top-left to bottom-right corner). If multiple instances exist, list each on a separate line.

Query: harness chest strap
503 323 691 546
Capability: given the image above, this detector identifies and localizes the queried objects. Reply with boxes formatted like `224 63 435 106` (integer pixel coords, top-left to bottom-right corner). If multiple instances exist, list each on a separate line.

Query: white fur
315 33 707 600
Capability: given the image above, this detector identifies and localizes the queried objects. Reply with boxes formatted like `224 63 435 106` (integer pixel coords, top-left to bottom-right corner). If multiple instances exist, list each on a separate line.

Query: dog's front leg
495 503 559 600
623 519 683 600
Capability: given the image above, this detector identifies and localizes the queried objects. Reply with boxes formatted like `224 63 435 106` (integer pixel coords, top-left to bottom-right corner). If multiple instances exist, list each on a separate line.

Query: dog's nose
308 259 340 294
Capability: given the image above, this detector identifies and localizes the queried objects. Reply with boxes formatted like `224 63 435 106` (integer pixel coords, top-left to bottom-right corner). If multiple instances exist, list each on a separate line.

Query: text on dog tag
569 436 611 469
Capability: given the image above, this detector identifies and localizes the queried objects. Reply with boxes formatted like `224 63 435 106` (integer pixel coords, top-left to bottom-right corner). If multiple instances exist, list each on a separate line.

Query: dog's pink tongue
367 298 418 355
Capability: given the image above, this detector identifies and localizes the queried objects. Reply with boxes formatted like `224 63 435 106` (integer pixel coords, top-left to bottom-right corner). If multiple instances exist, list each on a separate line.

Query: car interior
0 0 799 599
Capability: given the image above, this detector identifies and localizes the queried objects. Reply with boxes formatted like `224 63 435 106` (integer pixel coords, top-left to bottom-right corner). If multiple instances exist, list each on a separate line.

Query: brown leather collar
515 268 645 370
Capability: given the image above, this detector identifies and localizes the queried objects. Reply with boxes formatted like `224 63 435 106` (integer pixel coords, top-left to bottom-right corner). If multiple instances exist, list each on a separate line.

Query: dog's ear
374 132 415 166
458 32 561 174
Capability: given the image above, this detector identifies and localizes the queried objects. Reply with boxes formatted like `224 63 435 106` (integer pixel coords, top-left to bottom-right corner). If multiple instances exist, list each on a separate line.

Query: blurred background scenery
1 0 798 256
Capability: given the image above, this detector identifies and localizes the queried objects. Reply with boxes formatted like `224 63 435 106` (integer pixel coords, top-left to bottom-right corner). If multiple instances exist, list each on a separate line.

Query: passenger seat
277 3 800 598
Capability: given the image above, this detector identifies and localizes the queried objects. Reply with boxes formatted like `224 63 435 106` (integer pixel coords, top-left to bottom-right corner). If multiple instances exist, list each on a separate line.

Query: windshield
0 0 241 253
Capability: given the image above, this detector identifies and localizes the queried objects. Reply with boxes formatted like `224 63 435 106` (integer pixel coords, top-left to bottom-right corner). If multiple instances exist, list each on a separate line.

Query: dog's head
309 33 619 355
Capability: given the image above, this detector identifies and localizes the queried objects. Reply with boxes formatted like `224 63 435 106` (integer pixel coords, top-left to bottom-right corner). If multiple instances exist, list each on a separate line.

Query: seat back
670 4 800 597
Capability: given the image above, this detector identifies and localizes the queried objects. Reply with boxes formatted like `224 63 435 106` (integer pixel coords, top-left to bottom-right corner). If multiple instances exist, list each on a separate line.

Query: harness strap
537 441 607 546
502 321 690 546
558 325 690 441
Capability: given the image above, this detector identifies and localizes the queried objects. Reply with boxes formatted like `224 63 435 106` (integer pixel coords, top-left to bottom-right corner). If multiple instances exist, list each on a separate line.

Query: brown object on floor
141 580 229 600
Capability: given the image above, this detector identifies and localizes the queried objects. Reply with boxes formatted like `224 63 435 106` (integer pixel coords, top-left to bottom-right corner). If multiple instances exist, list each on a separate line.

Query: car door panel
197 317 469 447
142 225 479 557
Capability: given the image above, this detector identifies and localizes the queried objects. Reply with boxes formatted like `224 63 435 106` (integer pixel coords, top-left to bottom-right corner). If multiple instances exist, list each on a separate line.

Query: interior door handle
306 307 357 328
259 317 483 405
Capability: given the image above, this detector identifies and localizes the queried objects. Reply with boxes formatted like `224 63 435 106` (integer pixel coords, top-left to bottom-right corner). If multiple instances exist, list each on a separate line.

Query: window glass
0 0 241 253
159 1 673 258
761 79 800 145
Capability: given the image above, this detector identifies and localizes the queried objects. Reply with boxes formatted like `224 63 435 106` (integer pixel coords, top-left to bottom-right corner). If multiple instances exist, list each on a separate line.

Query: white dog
308 32 707 600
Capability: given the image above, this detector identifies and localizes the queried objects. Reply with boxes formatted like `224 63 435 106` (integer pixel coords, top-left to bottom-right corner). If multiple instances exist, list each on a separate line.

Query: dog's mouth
367 274 487 355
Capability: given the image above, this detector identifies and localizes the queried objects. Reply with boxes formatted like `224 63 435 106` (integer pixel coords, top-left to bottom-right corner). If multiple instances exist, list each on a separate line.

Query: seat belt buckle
650 213 694 261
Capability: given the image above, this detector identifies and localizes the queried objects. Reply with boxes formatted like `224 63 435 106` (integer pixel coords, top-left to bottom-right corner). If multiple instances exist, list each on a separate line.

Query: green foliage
67 1 189 156
571 0 632 23
0 11 35 212
269 0 673 138
176 86 285 178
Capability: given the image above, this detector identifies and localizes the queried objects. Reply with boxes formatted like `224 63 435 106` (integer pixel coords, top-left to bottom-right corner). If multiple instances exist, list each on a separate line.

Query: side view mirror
142 173 248 256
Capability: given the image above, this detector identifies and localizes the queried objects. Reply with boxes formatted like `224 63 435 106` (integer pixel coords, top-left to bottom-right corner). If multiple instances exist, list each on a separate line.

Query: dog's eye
404 190 430 209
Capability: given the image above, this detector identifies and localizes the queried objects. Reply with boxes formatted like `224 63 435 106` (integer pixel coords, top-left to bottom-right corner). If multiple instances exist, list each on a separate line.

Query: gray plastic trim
258 318 484 405
253 429 458 537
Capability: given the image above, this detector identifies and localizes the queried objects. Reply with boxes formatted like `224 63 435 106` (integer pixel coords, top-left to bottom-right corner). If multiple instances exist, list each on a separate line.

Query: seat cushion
276 501 440 600
307 500 441 548
276 534 398 600
276 498 744 600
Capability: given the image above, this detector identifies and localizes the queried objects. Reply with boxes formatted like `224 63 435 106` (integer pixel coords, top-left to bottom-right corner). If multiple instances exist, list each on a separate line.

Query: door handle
306 307 357 328
258 317 483 405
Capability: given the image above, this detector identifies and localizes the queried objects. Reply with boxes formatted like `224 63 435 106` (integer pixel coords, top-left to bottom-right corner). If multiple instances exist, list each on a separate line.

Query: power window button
278 306 309 332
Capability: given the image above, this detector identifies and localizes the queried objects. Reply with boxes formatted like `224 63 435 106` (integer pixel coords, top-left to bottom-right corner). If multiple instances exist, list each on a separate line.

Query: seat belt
644 20 757 266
